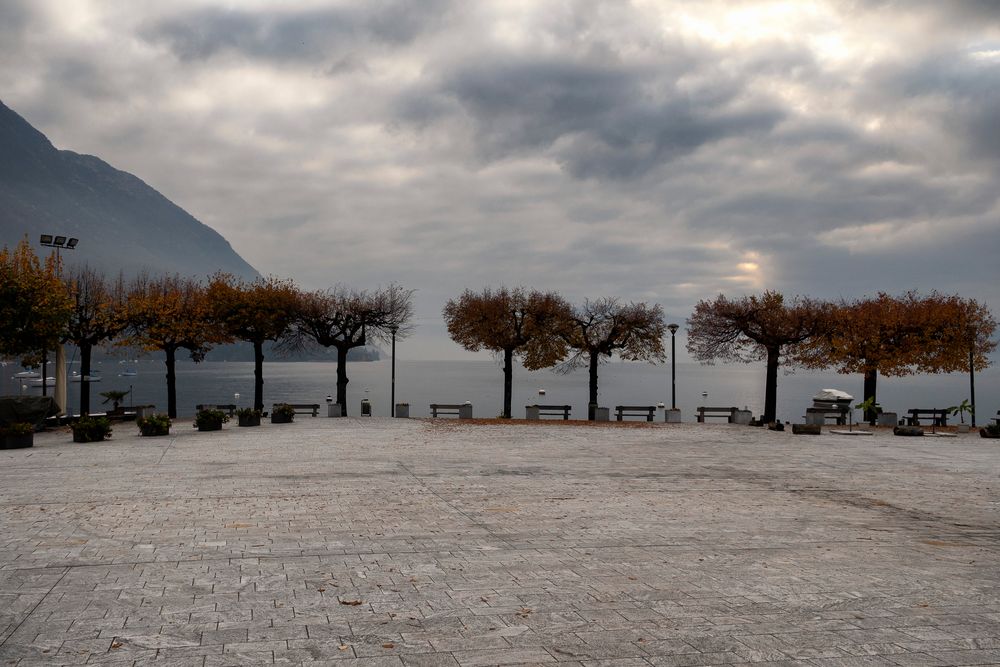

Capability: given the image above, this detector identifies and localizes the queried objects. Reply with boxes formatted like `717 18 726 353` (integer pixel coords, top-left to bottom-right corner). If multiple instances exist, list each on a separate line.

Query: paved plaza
2 418 1000 666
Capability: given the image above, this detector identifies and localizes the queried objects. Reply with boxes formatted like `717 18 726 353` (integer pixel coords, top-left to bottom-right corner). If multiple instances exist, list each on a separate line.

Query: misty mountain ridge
0 100 258 280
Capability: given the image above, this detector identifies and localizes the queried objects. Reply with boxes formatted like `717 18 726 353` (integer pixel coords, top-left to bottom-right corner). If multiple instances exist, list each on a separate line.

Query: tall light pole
969 333 977 428
390 325 398 418
667 323 679 410
38 234 78 405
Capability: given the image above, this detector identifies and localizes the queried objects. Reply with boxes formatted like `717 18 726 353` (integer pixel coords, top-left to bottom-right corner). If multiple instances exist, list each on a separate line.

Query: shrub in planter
72 416 112 443
1 422 34 449
137 413 171 437
236 407 262 427
980 423 1000 439
194 408 229 432
271 403 296 424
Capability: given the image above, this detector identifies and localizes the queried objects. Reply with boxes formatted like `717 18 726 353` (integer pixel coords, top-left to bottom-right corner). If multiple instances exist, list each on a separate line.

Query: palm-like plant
948 399 973 424
100 389 130 412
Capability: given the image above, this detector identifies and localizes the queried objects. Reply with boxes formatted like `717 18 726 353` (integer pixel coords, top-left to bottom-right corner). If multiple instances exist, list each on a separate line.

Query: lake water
13 357 998 423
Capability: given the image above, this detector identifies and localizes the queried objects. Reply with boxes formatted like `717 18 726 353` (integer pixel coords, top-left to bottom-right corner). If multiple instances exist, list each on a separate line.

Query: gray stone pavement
2 418 1000 667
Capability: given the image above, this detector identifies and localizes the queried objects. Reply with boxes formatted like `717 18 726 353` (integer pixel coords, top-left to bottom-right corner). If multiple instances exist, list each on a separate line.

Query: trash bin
732 410 752 425
395 403 409 418
526 405 540 420
361 399 372 417
458 403 473 419
594 407 610 422
665 408 682 423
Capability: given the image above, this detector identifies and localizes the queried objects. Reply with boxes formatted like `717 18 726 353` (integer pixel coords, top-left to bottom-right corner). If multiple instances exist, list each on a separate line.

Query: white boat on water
27 376 56 387
13 369 39 379
70 371 102 383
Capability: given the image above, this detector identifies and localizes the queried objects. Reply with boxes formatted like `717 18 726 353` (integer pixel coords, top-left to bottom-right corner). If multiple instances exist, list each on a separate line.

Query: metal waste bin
361 399 372 417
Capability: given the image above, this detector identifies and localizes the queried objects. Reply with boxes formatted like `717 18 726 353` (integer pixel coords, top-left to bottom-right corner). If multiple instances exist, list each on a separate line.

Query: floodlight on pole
37 233 78 410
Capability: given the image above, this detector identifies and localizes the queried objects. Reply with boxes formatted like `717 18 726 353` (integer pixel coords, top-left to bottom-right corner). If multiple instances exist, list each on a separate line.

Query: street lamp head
667 323 679 335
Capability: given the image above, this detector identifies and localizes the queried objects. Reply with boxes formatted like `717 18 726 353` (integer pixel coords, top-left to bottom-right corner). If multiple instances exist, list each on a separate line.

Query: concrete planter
594 407 610 422
732 410 753 425
956 423 971 433
877 412 898 427
271 413 293 424
327 403 343 417
665 409 682 423
525 405 540 420
395 404 409 418
140 425 169 437
458 404 473 419
1 433 33 449
238 414 261 427
792 423 821 435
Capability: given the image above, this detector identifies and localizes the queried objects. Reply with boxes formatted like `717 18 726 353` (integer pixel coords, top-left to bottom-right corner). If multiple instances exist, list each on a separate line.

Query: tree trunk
502 347 513 418
763 346 779 423
165 345 177 418
336 345 349 415
588 352 599 420
253 339 265 412
863 368 878 424
79 344 92 415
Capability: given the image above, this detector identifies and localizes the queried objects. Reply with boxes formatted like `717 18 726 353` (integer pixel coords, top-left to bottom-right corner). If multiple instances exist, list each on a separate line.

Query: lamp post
667 323 679 410
969 335 977 428
38 234 78 404
390 325 398 418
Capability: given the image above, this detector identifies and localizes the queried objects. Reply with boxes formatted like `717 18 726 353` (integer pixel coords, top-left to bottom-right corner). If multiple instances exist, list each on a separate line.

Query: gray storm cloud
1 0 998 357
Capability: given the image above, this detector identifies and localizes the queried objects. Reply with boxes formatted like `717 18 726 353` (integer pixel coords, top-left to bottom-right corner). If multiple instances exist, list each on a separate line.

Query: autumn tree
127 274 232 418
286 284 414 415
0 239 71 362
687 291 828 423
206 274 302 412
62 266 129 415
443 287 568 418
556 298 666 419
797 292 996 422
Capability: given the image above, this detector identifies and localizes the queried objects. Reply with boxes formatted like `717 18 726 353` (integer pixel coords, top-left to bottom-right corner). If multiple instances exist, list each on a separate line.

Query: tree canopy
289 283 414 414
0 239 71 361
206 274 302 411
444 287 568 418
687 291 828 423
556 298 665 416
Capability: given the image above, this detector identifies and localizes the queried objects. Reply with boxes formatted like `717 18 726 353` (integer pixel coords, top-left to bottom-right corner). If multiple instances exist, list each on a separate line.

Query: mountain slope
0 100 258 279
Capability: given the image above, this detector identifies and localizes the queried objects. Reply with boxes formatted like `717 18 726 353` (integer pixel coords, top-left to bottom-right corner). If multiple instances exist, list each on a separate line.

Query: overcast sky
2 0 998 358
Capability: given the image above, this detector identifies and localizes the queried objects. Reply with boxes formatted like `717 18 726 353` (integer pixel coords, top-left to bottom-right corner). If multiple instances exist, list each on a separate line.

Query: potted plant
236 407 262 427
1 422 34 449
71 416 113 443
948 399 974 433
271 403 296 424
100 389 130 415
137 413 171 437
194 408 228 432
981 423 1000 439
854 396 880 429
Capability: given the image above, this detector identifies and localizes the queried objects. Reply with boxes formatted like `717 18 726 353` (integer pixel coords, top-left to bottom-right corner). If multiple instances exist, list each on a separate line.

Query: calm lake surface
15 358 999 423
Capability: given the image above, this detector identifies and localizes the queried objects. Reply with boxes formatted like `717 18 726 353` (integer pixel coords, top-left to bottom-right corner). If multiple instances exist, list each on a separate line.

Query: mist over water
17 359 998 423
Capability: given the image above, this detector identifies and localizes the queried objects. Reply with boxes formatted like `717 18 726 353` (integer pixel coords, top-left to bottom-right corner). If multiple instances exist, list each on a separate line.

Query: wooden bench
696 406 738 423
906 408 948 426
196 403 237 416
526 404 571 420
430 403 473 419
278 403 321 417
615 405 655 421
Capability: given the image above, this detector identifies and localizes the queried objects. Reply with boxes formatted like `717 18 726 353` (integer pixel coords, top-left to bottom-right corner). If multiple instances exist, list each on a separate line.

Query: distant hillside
0 100 258 280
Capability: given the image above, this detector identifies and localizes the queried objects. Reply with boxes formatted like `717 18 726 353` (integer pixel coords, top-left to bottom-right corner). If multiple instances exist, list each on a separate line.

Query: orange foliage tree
556 298 666 419
443 287 568 418
797 292 996 422
61 266 129 415
0 239 71 362
286 284 414 415
687 291 829 423
126 274 232 418
206 274 302 412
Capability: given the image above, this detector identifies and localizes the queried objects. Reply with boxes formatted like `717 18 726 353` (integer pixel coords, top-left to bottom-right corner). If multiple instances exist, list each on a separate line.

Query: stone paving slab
1 419 999 666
